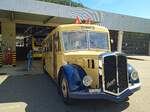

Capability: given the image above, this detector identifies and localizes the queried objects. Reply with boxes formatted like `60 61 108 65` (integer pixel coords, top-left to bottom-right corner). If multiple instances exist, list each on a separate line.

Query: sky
73 0 150 19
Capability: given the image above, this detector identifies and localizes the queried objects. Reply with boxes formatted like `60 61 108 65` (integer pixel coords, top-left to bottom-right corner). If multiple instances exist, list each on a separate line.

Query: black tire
59 73 72 105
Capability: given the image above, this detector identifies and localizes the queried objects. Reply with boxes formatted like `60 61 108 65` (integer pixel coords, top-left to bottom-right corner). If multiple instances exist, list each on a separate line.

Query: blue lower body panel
69 83 141 102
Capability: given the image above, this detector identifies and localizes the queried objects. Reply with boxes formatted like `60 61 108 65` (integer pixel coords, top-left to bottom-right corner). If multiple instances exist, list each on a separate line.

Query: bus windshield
62 31 109 51
89 32 108 50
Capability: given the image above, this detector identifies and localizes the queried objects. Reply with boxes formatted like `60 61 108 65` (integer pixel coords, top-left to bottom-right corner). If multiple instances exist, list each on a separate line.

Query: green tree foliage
38 0 84 7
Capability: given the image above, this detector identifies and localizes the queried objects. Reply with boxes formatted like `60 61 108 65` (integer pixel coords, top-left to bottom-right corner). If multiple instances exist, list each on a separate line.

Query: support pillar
117 31 124 52
1 21 16 66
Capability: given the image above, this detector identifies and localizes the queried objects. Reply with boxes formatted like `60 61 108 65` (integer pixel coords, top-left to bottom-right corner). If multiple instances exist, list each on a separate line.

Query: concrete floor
0 57 150 112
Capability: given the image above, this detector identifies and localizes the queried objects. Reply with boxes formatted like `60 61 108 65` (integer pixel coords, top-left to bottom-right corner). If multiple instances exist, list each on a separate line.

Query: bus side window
49 36 52 52
44 47 46 53
46 41 48 52
45 43 47 52
54 32 61 52
47 39 49 52
43 42 46 53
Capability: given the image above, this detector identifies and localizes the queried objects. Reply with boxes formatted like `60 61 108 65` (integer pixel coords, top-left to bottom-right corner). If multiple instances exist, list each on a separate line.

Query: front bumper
69 83 141 102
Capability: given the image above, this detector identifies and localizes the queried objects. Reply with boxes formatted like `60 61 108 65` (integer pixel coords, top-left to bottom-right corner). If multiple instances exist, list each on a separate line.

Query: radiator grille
104 56 118 93
103 54 128 95
118 55 128 92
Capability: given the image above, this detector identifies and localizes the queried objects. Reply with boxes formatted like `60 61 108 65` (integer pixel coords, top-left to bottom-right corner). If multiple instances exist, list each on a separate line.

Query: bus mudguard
58 64 86 92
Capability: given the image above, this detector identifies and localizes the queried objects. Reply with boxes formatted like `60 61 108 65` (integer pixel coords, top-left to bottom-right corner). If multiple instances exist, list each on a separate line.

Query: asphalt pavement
0 57 149 112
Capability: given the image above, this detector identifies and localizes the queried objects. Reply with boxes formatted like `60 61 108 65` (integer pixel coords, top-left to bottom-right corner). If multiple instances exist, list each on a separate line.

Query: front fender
59 64 86 92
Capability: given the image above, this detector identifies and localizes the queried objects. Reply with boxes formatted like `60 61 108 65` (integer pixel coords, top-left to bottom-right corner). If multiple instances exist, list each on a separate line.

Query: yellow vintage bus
42 23 140 104
32 37 42 58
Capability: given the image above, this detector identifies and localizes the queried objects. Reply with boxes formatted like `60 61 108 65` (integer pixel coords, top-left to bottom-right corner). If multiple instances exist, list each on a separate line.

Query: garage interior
15 24 54 60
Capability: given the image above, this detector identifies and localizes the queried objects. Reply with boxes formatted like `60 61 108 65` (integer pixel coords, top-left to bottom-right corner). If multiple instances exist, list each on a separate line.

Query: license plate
89 89 101 94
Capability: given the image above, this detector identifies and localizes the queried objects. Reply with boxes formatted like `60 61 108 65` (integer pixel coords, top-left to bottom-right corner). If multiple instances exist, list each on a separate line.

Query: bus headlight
131 71 139 81
82 75 93 87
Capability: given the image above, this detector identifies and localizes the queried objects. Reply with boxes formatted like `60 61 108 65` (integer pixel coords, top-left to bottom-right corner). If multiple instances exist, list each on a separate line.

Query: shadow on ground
0 74 129 112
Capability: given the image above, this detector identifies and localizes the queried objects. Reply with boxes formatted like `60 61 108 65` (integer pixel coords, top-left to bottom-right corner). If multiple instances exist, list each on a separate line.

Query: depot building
0 0 150 66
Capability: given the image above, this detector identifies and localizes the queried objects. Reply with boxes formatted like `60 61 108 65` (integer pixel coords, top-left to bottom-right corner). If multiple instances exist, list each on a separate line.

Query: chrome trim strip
129 83 141 90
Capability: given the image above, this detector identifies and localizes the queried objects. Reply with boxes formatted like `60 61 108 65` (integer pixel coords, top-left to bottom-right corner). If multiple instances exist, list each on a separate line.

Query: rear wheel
59 74 72 104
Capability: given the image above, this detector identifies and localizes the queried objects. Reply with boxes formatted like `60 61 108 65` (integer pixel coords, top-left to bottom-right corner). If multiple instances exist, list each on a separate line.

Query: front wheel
59 74 72 104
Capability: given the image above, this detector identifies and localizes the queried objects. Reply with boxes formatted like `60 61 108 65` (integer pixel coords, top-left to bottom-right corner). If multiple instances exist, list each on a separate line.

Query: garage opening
16 24 54 61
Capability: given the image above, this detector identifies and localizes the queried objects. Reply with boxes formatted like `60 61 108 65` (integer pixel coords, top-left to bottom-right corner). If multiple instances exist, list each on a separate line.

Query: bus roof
57 24 109 32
